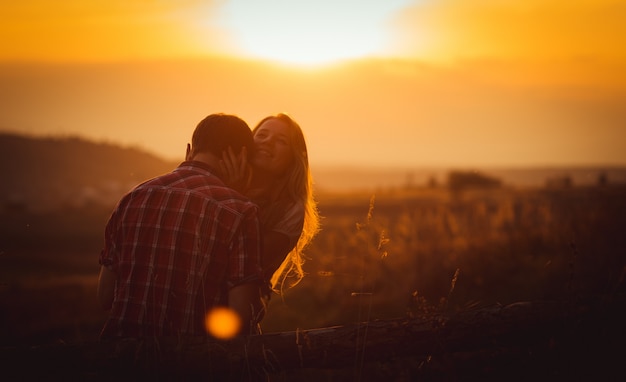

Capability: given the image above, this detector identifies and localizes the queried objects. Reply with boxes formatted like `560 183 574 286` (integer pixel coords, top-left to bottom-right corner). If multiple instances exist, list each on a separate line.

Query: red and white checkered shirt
99 161 261 337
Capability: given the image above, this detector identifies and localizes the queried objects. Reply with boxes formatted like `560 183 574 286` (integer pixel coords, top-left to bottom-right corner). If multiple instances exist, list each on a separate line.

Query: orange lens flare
205 307 241 339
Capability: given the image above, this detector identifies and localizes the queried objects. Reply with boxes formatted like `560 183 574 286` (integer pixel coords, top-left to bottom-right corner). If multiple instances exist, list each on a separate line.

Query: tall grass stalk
353 195 377 381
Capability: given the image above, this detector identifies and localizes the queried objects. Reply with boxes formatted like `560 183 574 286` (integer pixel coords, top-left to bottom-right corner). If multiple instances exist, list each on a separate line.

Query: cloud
0 0 230 61
388 0 626 62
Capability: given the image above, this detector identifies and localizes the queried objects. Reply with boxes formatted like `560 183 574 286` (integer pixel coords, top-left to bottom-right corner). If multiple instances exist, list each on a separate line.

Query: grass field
2 183 624 345
1 183 625 382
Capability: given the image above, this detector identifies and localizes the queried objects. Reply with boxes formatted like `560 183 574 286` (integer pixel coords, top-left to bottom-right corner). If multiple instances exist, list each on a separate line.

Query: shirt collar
176 160 222 178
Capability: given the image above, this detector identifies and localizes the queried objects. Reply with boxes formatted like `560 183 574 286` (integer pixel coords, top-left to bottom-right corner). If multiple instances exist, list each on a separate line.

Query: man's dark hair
191 114 253 156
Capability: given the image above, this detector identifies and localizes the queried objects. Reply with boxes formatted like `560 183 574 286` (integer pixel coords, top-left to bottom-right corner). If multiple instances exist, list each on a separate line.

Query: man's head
188 114 253 161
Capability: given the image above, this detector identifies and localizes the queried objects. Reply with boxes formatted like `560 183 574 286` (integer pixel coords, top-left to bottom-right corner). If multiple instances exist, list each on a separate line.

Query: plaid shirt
99 161 261 337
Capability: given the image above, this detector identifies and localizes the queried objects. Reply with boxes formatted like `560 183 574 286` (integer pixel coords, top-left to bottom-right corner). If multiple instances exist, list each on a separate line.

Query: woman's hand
220 146 252 193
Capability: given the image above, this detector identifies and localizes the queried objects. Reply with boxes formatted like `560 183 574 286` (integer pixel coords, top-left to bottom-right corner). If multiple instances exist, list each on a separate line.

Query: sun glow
220 0 413 67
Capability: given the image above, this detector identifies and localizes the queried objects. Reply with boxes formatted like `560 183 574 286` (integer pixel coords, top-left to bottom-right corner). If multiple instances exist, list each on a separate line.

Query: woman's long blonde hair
252 113 320 291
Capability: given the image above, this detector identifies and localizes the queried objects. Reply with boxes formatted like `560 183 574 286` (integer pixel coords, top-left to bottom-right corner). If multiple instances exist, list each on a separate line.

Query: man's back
100 161 261 337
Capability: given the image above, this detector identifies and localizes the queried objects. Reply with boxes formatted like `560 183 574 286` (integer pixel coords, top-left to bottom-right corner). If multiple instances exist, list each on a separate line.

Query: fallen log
2 295 624 380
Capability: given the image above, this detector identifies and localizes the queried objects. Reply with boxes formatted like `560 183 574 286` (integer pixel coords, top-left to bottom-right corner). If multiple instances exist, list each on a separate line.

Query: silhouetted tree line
446 170 502 191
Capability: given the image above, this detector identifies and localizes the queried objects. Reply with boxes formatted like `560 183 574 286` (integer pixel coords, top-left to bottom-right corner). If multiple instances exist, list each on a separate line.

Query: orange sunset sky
1 0 625 168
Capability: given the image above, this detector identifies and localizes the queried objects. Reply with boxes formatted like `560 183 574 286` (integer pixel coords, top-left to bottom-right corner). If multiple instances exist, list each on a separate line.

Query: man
97 113 263 338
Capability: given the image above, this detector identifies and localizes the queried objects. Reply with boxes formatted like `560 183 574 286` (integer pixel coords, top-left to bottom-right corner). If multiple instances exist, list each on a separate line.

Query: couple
97 113 319 338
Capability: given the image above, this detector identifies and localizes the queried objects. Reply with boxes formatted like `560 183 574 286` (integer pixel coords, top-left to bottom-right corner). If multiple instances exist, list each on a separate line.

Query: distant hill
0 133 178 211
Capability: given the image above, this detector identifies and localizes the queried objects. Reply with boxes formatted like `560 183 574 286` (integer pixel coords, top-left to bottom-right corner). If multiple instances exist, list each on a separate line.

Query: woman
222 113 320 293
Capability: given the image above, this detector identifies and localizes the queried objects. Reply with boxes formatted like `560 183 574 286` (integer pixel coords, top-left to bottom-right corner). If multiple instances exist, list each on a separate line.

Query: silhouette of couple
97 113 319 338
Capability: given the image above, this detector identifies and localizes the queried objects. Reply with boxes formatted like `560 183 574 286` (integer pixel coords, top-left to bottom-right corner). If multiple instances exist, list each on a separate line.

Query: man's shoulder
175 171 258 213
129 163 256 212
138 163 221 192
205 186 258 215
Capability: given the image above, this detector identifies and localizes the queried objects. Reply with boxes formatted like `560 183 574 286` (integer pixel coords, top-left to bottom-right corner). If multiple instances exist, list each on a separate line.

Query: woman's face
253 118 293 176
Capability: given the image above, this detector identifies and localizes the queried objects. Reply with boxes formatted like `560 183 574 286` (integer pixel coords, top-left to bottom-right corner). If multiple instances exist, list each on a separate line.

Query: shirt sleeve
227 205 263 288
99 207 120 271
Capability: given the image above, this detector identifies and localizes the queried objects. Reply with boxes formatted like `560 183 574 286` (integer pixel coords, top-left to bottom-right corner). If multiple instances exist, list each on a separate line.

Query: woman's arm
261 230 292 281
228 282 264 335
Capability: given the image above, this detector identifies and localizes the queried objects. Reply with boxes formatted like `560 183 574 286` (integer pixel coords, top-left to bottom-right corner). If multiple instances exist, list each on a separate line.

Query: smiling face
252 118 293 177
